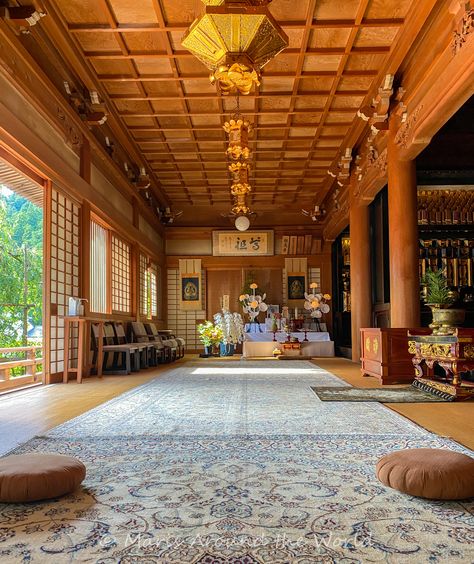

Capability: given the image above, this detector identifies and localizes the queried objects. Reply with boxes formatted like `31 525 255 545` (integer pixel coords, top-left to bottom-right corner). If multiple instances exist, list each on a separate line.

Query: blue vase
219 343 235 356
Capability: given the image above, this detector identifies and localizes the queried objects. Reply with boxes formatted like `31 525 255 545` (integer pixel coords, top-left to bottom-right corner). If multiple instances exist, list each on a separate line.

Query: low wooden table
62 316 105 384
408 328 474 401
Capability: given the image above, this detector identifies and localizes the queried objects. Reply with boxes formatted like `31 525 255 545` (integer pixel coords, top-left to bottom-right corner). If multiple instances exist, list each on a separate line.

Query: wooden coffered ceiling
26 0 421 226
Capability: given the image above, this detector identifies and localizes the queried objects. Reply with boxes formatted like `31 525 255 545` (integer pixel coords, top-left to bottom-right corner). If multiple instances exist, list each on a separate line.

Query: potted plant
421 269 465 335
197 321 223 357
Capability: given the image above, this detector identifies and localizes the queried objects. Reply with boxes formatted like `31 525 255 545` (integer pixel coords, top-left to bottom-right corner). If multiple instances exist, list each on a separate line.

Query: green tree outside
0 187 43 350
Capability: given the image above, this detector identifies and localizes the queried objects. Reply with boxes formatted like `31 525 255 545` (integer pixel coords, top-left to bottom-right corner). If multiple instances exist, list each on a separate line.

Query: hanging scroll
179 259 202 311
285 258 308 305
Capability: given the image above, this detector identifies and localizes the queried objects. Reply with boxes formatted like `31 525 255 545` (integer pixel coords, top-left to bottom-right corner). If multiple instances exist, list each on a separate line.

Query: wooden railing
0 346 43 391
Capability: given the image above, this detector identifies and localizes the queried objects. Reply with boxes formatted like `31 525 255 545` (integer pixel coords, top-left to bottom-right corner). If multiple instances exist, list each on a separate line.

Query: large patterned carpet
0 360 473 563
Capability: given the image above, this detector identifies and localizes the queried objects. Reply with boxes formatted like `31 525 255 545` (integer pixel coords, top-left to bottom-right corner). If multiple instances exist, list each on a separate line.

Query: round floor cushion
0 454 86 503
376 448 474 500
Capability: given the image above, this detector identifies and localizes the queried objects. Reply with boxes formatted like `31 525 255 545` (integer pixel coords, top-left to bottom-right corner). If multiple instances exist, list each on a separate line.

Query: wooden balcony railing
0 346 43 391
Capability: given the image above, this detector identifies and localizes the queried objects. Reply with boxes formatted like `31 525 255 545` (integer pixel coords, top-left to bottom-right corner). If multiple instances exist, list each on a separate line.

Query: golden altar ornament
181 0 288 95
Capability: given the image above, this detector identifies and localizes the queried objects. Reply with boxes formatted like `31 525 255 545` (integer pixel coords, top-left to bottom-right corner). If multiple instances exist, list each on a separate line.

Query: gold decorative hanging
181 0 288 95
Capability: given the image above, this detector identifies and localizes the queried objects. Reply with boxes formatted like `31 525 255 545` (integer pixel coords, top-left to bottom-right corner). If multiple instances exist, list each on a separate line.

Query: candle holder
304 328 308 342
272 330 277 342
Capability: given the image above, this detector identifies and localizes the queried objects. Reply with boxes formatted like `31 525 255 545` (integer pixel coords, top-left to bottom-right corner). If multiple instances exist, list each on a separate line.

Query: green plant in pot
421 269 465 335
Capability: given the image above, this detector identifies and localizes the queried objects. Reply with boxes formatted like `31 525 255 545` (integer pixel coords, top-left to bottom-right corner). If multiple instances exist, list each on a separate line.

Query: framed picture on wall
267 304 280 317
287 275 306 300
181 275 200 302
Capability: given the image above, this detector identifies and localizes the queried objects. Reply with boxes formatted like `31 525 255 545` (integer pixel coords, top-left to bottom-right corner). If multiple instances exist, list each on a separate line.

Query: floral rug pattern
0 360 473 563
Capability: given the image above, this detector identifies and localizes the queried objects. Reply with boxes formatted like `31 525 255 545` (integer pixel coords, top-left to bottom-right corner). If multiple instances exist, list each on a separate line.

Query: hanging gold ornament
182 0 287 95
210 63 260 96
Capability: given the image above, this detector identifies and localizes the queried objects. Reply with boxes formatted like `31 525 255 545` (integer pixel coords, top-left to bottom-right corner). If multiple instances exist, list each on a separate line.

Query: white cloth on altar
242 331 334 357
244 331 330 343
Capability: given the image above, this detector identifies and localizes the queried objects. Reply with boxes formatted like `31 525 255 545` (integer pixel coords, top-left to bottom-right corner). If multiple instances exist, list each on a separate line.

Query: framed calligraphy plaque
212 230 274 256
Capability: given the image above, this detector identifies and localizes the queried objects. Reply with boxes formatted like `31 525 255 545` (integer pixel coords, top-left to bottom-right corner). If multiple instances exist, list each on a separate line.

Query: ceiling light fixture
235 215 251 231
182 0 288 96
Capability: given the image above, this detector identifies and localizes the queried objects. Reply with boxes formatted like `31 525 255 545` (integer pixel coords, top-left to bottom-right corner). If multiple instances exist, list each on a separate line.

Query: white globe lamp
235 215 250 231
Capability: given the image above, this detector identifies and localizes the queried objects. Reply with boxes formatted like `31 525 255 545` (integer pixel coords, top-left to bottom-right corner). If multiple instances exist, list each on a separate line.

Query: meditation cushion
0 453 86 503
376 448 474 500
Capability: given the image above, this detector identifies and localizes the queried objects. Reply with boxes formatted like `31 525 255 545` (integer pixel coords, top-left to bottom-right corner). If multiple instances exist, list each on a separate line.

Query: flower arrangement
213 309 245 345
197 321 223 348
304 282 331 319
239 282 268 322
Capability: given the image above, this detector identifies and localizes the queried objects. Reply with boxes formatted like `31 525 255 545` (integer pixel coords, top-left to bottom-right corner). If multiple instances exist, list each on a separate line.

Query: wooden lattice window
50 189 80 374
139 253 148 317
111 235 131 313
149 262 158 318
139 255 160 319
90 220 108 314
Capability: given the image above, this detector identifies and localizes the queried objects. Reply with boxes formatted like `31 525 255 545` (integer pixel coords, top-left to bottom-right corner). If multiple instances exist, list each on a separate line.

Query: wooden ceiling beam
150 0 211 205
134 134 342 142
295 0 372 208
38 0 170 210
94 69 377 80
107 91 365 100
68 18 404 33
126 124 346 131
141 150 334 157
95 0 180 208
85 47 388 60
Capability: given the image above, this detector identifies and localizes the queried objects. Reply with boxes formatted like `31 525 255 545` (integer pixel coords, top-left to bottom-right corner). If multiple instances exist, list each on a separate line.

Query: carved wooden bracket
395 105 424 148
452 2 474 55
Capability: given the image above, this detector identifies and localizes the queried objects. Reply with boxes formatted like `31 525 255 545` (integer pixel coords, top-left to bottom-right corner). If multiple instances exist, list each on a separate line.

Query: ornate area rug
0 360 473 563
311 386 448 403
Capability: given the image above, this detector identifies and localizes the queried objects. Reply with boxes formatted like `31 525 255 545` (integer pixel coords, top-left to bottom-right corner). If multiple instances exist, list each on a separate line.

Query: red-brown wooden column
350 199 372 362
388 120 420 327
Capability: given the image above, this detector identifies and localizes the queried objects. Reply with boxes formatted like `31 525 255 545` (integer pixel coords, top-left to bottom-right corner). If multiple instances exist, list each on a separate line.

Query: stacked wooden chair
130 321 168 365
90 321 186 375
145 323 179 361
91 323 141 375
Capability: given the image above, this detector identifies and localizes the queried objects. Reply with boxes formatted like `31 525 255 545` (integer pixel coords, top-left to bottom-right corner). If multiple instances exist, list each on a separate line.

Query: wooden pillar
388 120 420 327
80 201 91 316
350 199 372 362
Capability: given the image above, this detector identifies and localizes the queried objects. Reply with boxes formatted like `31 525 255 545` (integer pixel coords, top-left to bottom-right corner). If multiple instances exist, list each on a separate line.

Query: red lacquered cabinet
360 327 430 385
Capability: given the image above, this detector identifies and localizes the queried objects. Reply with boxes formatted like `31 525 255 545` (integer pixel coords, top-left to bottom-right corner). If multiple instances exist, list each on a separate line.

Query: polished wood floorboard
0 362 183 455
314 358 474 450
0 356 472 455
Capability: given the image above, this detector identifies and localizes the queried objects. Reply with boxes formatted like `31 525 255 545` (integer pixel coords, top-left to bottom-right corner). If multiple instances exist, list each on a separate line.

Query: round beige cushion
376 448 474 500
0 454 86 503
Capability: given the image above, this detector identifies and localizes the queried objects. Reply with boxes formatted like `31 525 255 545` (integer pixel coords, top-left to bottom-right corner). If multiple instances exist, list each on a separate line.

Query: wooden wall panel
207 269 243 320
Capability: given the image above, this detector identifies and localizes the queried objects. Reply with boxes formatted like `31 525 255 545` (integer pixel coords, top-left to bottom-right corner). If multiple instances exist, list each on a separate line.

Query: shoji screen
139 253 149 317
49 188 80 375
111 235 131 314
149 262 158 318
90 220 108 313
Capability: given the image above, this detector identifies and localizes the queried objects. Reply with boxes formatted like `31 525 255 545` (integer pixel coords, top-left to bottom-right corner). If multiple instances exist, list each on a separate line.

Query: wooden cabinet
360 327 430 385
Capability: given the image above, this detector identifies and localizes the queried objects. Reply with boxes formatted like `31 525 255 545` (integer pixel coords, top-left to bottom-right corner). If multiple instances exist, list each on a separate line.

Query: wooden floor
0 356 472 455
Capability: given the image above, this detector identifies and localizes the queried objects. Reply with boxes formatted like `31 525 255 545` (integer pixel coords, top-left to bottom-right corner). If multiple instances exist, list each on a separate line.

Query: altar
242 331 335 358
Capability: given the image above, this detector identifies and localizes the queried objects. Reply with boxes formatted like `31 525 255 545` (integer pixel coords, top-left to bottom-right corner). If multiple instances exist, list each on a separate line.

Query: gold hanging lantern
231 192 252 216
182 0 288 95
223 117 253 160
228 162 251 186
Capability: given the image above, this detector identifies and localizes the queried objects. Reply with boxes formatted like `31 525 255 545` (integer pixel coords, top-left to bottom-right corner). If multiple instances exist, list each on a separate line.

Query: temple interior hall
0 1 473 562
